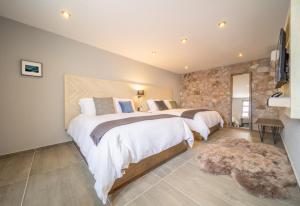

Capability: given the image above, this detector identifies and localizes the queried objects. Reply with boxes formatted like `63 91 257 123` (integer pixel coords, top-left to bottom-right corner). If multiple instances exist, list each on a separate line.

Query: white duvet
153 109 224 140
67 112 193 204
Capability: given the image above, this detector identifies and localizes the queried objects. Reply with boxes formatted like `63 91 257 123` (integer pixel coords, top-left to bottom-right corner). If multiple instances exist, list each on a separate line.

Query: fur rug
198 138 297 198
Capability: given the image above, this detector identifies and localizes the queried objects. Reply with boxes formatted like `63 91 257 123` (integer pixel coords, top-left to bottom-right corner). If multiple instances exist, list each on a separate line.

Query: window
242 100 249 118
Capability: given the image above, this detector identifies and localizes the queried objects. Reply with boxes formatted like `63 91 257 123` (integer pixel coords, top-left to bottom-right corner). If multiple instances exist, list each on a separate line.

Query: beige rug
198 137 297 198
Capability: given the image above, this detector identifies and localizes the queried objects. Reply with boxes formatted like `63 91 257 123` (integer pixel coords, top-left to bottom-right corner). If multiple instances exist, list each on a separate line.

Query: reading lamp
136 90 144 111
137 90 144 98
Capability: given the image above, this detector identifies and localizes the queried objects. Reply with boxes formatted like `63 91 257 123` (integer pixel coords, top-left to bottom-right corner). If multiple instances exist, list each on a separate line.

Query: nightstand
255 118 284 144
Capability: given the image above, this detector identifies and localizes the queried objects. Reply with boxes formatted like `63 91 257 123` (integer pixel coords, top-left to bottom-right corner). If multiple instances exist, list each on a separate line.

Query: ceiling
0 0 289 74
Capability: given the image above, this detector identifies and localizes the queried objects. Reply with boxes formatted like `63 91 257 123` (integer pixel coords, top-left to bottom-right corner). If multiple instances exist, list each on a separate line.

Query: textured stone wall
179 58 279 129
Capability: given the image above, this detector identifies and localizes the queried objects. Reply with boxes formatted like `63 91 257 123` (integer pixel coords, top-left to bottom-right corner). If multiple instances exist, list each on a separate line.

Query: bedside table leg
271 126 278 144
272 127 281 144
258 124 264 142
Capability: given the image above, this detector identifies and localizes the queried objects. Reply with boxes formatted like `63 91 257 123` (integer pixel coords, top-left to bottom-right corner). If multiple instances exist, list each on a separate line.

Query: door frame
230 72 252 130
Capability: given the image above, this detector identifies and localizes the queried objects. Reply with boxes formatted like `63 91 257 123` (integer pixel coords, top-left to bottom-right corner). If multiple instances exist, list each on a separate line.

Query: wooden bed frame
109 124 220 193
193 123 220 140
109 140 187 193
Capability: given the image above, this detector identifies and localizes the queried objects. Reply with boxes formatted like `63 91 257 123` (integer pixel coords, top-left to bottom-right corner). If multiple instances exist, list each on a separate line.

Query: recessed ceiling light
61 10 71 19
184 65 189 70
152 51 157 56
238 52 243 57
181 38 188 44
217 20 226 28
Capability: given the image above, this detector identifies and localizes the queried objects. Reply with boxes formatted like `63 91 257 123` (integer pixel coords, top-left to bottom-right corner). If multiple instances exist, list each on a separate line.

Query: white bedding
153 109 224 140
67 112 193 204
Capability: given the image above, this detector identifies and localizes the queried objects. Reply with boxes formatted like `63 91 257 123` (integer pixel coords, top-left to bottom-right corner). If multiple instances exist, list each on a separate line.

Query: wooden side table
255 118 284 144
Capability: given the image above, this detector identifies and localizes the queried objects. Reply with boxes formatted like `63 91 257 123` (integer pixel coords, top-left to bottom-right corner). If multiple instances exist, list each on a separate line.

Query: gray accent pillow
169 100 178 109
93 97 115 115
154 100 168 111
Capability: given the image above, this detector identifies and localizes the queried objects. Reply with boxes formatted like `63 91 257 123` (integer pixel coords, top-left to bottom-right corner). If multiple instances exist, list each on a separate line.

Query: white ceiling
0 0 289 74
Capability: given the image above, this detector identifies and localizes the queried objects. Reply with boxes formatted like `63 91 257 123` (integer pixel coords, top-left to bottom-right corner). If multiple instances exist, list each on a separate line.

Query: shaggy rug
198 137 297 198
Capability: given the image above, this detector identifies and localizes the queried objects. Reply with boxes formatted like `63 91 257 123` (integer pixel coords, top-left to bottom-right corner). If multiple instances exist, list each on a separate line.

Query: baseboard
0 140 72 159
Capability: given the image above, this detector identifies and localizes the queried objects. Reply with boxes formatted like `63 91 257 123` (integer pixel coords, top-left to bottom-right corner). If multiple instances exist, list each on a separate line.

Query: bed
64 75 194 204
147 100 224 140
67 112 193 203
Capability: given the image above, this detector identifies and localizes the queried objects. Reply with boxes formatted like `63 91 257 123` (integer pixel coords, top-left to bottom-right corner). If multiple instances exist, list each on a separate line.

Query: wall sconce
137 90 144 98
136 90 144 111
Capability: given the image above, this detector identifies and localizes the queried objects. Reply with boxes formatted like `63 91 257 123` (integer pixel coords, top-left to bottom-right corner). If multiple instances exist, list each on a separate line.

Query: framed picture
21 60 42 77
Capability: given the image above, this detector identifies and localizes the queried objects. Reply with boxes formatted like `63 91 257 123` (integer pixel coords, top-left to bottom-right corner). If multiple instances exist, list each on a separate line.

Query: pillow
93 97 115 115
113 98 136 113
119 101 134 113
79 98 96 115
146 99 159 111
169 100 179 109
154 100 169 110
163 100 172 109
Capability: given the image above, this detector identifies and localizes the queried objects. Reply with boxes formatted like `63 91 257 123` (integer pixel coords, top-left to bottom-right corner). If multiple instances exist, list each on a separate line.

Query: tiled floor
0 128 299 206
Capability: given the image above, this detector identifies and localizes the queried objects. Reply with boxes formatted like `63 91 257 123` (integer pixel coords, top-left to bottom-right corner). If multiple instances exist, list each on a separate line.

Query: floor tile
164 162 236 206
0 129 298 206
127 181 199 206
0 150 34 186
152 155 186 178
176 140 201 161
176 149 196 161
110 171 161 206
285 187 300 205
165 161 299 206
0 180 26 206
30 142 83 175
23 161 106 206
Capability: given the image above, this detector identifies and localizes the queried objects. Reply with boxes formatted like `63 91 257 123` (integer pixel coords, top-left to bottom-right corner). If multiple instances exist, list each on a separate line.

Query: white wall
280 112 300 185
290 0 300 118
279 0 300 185
0 17 180 155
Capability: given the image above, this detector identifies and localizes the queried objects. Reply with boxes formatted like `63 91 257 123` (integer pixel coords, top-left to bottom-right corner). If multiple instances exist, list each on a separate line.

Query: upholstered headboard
64 74 173 128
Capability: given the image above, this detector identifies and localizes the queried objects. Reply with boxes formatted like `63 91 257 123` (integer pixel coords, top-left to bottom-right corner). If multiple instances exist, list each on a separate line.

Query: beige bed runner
181 109 210 119
90 114 176 145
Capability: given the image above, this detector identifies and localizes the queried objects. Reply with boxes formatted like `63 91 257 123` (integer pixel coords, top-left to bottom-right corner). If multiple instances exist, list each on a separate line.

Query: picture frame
21 60 43 77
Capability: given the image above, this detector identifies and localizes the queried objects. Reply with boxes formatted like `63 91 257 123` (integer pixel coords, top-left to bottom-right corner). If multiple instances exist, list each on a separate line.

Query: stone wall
179 58 279 129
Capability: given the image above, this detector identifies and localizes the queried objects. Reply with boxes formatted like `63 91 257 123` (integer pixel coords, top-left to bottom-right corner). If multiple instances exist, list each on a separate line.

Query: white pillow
79 98 96 115
163 100 172 109
113 98 136 113
146 99 160 112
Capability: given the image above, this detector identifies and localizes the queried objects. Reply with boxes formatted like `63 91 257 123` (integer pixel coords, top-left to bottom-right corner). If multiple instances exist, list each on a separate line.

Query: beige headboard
64 74 173 128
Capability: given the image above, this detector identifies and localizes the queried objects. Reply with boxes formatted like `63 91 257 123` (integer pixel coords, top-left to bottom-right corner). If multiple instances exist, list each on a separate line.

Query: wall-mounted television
275 28 289 89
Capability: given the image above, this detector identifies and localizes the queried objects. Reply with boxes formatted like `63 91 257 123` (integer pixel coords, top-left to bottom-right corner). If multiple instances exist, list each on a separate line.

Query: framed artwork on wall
21 60 42 77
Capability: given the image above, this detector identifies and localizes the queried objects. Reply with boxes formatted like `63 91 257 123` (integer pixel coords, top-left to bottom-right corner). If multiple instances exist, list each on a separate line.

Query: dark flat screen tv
275 28 289 89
